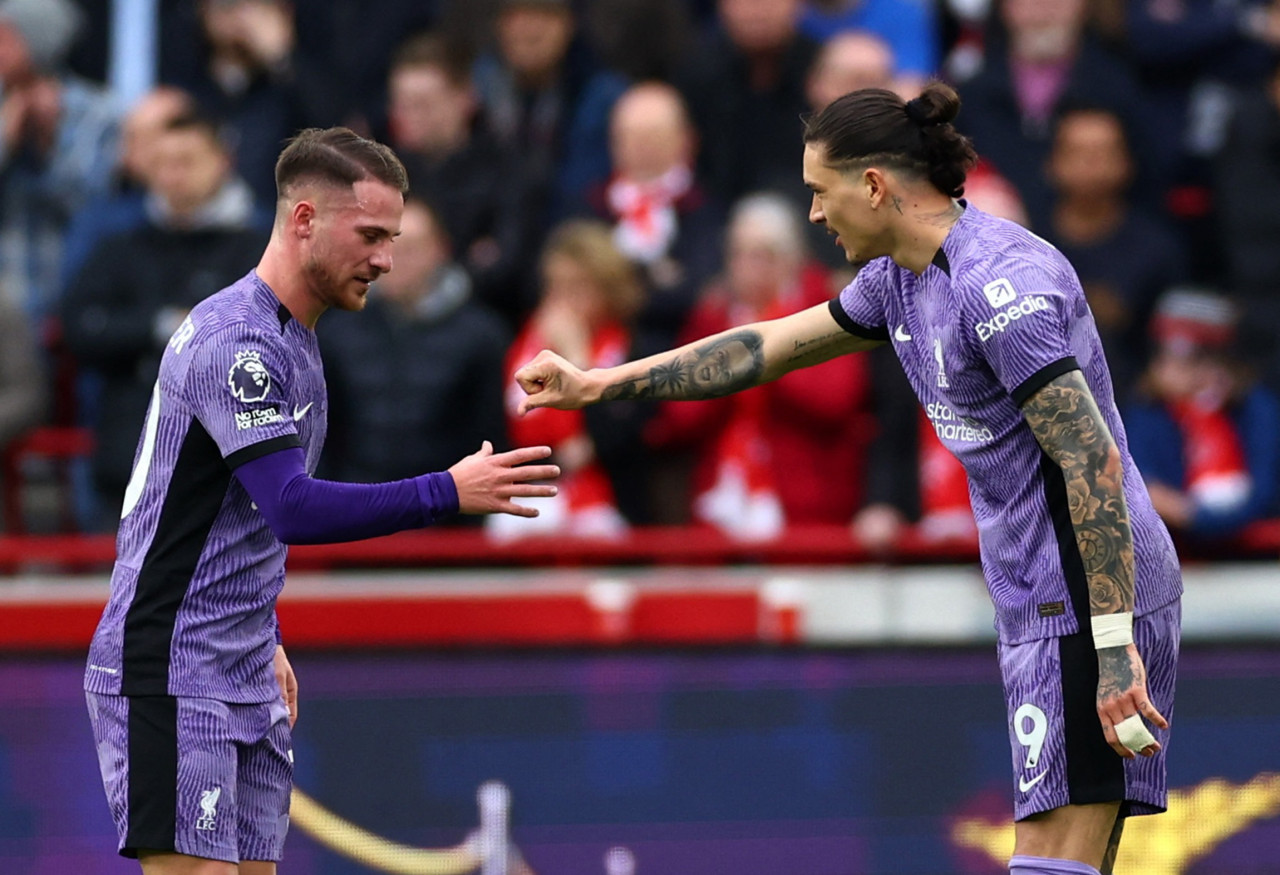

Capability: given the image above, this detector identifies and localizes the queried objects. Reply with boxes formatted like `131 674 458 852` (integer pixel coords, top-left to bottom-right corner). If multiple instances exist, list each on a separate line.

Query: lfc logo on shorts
196 787 221 831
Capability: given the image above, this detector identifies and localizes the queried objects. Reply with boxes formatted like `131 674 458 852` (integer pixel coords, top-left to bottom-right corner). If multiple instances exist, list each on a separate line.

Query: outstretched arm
1021 370 1169 759
515 302 881 413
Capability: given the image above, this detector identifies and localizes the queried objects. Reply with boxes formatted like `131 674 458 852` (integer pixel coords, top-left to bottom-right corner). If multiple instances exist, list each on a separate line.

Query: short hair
540 220 643 323
728 192 807 261
803 82 977 199
390 32 473 88
162 110 225 149
274 127 409 201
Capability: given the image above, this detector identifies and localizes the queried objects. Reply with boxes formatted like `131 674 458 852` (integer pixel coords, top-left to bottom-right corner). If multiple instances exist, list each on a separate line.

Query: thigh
232 698 293 865
998 631 1126 822
86 693 241 863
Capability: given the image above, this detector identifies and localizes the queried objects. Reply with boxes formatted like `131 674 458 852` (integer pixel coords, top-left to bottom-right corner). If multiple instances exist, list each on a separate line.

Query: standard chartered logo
926 401 994 443
975 296 1051 341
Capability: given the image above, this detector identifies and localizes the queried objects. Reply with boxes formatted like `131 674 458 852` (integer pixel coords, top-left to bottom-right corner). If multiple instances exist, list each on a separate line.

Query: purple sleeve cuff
416 471 460 521
233 447 459 545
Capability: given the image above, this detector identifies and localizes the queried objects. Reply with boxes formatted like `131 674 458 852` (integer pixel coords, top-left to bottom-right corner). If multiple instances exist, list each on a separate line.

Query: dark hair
390 32 474 88
162 110 225 148
1051 101 1133 156
274 127 409 200
803 82 978 198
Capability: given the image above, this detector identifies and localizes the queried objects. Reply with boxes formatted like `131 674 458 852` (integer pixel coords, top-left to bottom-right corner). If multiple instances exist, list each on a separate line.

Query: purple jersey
830 205 1182 644
85 272 327 702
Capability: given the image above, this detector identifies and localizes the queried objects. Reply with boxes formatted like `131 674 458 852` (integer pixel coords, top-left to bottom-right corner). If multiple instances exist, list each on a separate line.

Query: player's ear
291 199 316 238
863 167 886 209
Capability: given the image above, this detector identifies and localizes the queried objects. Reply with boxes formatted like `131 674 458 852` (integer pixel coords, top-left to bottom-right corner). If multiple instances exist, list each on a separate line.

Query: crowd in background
1 0 1279 547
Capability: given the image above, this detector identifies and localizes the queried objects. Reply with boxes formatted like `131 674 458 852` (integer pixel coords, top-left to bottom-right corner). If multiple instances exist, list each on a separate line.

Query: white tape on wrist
1114 713 1157 753
1090 611 1134 649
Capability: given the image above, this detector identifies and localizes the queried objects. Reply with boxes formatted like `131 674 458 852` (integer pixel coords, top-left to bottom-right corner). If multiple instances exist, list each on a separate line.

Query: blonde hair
540 220 644 323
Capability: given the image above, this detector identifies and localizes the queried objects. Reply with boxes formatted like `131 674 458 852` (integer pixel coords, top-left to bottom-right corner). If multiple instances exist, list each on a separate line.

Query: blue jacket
1124 387 1280 537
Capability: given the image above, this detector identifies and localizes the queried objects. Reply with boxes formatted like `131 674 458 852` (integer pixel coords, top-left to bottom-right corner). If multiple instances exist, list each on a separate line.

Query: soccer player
84 127 559 875
515 84 1181 875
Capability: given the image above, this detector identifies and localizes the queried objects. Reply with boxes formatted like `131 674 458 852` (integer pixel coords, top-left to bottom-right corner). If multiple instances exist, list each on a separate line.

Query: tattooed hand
1097 643 1168 759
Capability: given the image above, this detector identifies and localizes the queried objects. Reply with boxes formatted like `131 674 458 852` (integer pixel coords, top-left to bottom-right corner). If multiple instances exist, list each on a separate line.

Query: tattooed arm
1021 370 1169 759
514 303 880 413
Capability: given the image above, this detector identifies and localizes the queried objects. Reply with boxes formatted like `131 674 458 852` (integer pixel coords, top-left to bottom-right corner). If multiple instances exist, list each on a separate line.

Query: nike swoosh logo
293 402 314 421
1019 771 1047 792
894 324 912 342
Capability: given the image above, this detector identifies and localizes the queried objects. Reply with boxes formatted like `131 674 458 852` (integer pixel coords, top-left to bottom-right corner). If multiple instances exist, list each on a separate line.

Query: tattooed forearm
1096 646 1142 701
1021 371 1135 616
600 330 766 402
784 329 870 366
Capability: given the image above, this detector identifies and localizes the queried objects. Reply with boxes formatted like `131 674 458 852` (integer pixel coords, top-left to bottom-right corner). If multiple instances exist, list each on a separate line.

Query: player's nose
370 243 393 274
808 193 824 225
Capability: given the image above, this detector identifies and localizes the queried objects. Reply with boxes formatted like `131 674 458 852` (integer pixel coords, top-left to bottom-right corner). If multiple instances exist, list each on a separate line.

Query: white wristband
1090 611 1134 649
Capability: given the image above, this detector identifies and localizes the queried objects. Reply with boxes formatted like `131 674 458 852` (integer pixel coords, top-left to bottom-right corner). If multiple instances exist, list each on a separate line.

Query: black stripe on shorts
124 696 179 857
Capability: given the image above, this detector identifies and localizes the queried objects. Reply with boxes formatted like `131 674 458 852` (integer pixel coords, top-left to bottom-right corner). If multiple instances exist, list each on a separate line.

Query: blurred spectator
0 297 45 450
962 160 1028 226
62 87 196 287
386 32 537 328
799 0 939 90
1044 105 1185 400
852 347 978 553
1214 58 1280 392
0 0 119 324
473 0 628 223
647 193 872 538
851 171 1027 553
805 29 896 111
803 29 896 269
1125 289 1280 540
676 0 820 204
62 112 268 516
580 81 725 352
584 0 696 81
319 198 510 514
161 0 345 206
955 0 1150 229
289 0 438 131
495 220 644 539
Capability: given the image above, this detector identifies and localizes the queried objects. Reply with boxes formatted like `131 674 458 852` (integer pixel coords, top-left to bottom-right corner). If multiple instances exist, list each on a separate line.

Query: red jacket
647 263 874 523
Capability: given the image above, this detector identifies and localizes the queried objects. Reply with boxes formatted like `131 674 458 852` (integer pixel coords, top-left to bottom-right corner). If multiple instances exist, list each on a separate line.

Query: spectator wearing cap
1124 289 1280 540
0 0 119 325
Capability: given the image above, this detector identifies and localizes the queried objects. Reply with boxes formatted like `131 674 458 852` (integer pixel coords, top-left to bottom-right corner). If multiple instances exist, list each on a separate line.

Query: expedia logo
974 296 1051 342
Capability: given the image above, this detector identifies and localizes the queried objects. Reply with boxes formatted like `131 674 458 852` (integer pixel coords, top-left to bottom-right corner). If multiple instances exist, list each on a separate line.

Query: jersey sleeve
962 259 1082 407
829 258 892 342
182 323 302 468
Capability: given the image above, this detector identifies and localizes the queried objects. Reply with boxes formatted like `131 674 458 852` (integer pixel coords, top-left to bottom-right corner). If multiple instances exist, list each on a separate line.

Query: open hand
514 350 595 416
1097 643 1168 759
448 441 560 517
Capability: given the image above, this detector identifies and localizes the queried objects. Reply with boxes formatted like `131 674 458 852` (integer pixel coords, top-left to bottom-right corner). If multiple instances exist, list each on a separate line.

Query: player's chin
336 280 372 311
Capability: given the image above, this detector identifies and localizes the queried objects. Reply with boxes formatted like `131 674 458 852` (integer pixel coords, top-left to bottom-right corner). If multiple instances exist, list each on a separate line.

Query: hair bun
906 83 962 128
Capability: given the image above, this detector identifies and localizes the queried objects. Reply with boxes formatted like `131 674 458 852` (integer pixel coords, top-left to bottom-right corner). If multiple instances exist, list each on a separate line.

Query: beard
303 253 368 312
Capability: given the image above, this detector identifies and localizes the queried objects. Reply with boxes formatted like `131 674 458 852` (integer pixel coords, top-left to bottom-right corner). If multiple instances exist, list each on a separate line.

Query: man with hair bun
84 127 559 874
515 83 1182 875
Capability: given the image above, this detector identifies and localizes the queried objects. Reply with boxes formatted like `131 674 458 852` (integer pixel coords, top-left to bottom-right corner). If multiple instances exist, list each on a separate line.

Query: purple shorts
86 692 293 863
998 598 1181 821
